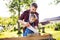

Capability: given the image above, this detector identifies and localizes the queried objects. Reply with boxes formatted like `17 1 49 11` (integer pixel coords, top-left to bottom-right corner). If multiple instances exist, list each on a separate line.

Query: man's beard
31 12 35 14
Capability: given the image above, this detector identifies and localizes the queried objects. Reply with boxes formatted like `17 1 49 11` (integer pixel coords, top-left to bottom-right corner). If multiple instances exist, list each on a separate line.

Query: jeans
23 21 34 37
23 28 34 36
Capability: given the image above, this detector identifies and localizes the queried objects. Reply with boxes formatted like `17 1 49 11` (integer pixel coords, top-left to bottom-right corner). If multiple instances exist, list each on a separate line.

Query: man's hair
31 3 38 8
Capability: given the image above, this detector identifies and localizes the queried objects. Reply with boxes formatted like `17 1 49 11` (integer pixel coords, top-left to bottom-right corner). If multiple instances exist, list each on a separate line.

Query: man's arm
19 11 26 25
18 20 30 27
19 11 30 27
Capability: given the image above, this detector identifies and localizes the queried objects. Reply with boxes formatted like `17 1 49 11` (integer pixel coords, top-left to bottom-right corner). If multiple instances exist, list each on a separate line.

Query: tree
4 0 34 35
54 0 60 4
50 0 60 5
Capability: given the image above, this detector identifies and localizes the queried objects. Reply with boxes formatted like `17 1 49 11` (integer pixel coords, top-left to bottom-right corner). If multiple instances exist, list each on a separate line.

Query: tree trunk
17 0 21 35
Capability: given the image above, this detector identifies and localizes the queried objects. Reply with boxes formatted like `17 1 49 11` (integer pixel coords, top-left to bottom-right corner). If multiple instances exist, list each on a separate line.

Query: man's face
30 6 37 13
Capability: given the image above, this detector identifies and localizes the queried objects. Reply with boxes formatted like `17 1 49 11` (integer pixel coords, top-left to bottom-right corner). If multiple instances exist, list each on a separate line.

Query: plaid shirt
19 10 39 27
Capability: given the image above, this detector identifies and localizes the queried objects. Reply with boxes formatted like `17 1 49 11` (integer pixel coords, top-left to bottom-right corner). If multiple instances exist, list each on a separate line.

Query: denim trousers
23 23 34 37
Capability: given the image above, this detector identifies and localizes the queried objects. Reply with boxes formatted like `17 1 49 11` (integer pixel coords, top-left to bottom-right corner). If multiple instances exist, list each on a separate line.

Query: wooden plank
0 34 56 40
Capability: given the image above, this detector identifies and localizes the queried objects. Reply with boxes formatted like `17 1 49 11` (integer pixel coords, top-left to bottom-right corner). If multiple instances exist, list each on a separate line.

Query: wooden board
0 34 56 40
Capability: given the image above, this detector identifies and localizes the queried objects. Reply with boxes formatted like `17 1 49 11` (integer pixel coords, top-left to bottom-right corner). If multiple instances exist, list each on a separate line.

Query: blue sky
0 0 60 22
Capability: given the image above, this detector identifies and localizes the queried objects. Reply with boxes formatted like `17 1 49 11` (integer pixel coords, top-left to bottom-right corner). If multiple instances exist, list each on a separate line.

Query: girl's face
30 16 37 23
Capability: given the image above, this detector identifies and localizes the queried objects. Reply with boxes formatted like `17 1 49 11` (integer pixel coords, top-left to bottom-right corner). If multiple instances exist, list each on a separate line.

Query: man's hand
34 26 38 29
34 26 38 32
24 22 30 27
18 20 30 27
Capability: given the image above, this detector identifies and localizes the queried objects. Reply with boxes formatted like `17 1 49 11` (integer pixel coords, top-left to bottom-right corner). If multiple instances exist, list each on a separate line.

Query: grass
0 27 60 40
0 31 18 38
44 27 60 40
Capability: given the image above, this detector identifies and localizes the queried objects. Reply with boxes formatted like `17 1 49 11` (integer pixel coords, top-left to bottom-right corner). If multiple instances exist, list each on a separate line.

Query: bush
55 27 58 31
55 22 60 31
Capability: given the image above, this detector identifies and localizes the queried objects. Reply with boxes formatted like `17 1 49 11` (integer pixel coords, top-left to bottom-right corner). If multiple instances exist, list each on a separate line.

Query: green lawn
45 28 60 40
0 31 18 38
0 28 60 40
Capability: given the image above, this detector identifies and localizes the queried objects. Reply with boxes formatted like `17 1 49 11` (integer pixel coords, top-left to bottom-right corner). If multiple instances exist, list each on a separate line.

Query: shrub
55 22 60 31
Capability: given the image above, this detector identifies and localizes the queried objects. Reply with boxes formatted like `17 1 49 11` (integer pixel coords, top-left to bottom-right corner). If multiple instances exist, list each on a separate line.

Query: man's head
30 3 38 13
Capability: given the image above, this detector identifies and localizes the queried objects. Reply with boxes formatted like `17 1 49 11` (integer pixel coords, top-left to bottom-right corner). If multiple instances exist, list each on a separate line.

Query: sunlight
0 0 60 22
36 0 60 22
0 0 11 17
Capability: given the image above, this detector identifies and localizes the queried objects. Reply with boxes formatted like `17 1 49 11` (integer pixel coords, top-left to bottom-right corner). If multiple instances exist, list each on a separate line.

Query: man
18 3 39 37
